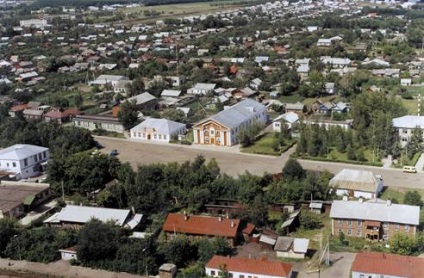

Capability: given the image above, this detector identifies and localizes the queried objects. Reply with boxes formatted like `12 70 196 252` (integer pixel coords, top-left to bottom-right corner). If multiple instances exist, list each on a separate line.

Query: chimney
358 197 363 204
218 216 222 222
342 196 348 201
231 221 235 228
184 211 188 221
387 199 392 206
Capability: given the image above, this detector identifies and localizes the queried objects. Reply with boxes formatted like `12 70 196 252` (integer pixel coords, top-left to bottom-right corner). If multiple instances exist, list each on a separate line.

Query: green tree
162 109 186 123
77 219 123 263
300 210 322 229
403 191 423 207
238 122 264 147
282 158 305 181
118 100 140 130
159 236 194 267
0 218 19 257
126 77 145 97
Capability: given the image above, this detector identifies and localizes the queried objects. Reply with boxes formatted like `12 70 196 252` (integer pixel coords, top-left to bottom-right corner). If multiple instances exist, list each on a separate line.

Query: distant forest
31 0 212 8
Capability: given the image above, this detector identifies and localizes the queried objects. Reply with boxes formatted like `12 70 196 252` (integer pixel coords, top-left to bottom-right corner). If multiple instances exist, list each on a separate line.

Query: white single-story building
187 83 216 95
274 237 310 259
273 112 299 131
130 118 186 142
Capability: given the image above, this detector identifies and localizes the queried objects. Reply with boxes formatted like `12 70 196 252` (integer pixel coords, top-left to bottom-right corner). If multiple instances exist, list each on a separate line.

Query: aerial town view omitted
0 0 423 277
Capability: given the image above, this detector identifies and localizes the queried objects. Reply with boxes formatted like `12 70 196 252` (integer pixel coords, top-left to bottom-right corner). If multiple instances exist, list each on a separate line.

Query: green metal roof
23 195 35 206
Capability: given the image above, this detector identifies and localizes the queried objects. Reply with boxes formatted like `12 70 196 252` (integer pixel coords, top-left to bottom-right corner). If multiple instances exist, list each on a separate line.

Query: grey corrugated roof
329 169 380 193
393 116 424 129
200 99 265 129
0 144 48 160
131 118 186 134
127 92 156 105
330 200 420 225
274 236 293 251
293 238 309 253
259 234 277 245
55 205 131 226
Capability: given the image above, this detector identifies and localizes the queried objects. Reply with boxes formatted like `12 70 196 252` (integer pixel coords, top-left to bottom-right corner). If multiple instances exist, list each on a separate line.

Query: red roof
352 252 424 278
206 256 292 277
242 223 255 235
163 213 240 238
10 104 28 112
44 110 65 119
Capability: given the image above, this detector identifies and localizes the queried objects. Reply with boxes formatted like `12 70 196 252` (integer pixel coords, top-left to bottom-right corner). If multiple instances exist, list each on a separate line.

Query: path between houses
414 153 424 172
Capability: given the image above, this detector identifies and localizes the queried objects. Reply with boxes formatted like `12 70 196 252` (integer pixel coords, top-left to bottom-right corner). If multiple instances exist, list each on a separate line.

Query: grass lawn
380 187 424 203
241 133 295 156
279 95 304 103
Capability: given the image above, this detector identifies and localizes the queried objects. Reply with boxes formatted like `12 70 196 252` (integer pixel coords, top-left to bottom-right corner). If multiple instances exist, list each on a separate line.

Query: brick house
330 199 420 241
162 213 241 247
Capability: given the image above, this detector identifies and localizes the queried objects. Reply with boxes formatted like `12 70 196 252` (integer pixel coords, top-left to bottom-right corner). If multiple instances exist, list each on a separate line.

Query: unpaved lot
96 136 424 189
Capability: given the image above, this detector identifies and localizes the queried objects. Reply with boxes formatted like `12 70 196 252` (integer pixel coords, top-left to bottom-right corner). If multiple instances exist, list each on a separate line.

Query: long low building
73 115 125 133
205 255 293 278
0 181 51 219
330 199 420 241
329 169 383 199
44 205 143 230
130 118 186 142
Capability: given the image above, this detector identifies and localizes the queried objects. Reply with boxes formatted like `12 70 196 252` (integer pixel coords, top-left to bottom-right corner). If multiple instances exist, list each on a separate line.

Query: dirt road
96 137 424 190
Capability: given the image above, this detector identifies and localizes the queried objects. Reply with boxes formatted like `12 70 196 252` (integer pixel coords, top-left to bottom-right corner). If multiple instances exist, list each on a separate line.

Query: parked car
109 149 118 157
403 166 417 173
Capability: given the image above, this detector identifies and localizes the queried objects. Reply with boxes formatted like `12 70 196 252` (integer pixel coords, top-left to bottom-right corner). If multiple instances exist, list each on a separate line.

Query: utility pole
61 180 65 201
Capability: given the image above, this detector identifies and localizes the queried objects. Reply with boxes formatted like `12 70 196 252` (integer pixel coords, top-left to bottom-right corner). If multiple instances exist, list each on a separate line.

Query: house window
383 222 388 230
229 273 233 278
24 159 28 167
404 225 410 232
6 163 9 167
403 129 408 134
347 229 352 235
154 134 157 139
210 130 215 135
338 220 343 226
12 162 16 167
34 155 38 162
211 271 216 276
43 152 47 159
158 134 162 139
360 275 364 278
402 137 408 142
357 230 362 236
395 224 399 231
358 220 362 227
347 220 352 227
338 229 342 234
164 135 167 140
239 275 245 278
38 153 42 160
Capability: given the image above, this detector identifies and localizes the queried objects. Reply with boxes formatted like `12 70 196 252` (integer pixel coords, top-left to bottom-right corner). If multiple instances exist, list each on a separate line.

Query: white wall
0 149 49 180
276 250 305 259
352 271 403 278
61 251 77 261
353 191 374 199
205 267 290 278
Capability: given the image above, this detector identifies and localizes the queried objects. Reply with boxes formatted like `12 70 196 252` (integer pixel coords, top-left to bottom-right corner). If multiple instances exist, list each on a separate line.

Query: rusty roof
163 213 240 238
352 252 424 278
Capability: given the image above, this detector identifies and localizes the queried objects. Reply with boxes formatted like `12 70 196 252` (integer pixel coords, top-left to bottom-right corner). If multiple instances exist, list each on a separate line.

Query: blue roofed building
193 99 268 146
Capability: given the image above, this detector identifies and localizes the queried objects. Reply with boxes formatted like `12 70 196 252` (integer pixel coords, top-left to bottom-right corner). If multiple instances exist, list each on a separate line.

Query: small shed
309 202 323 214
159 263 177 278
59 247 77 261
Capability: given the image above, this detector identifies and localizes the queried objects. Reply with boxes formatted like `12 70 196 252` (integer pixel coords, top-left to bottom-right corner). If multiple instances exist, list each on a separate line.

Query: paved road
96 137 424 190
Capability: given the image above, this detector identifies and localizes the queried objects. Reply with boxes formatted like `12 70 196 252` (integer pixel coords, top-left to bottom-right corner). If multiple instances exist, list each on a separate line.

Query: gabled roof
393 115 424 129
47 205 131 226
161 89 182 97
163 213 240 238
206 256 292 278
352 252 424 278
273 112 299 124
193 83 216 90
127 92 156 105
130 118 186 134
329 169 381 193
330 200 420 225
0 144 48 160
195 99 265 130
